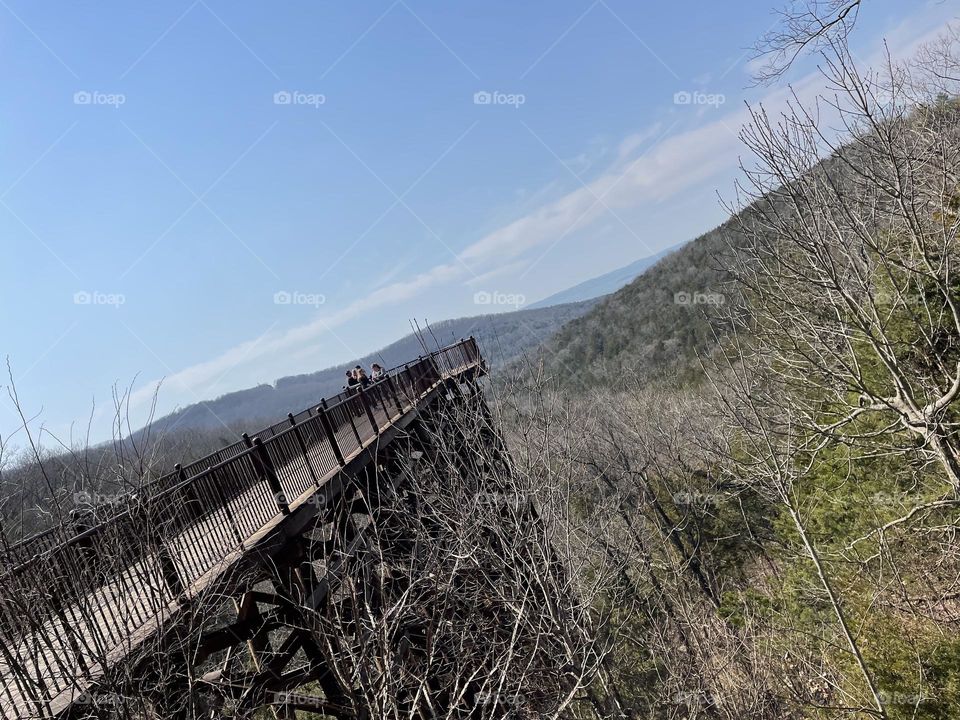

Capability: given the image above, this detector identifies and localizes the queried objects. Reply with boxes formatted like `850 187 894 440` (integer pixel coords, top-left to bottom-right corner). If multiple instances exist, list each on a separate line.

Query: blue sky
1 0 957 448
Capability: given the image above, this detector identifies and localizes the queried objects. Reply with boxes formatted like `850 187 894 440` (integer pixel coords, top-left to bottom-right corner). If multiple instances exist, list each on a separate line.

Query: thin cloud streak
127 11 954 420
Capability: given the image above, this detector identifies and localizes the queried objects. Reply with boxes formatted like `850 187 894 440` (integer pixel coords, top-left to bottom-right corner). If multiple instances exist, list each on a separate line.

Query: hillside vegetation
527 242 685 309
522 225 729 388
499 44 960 720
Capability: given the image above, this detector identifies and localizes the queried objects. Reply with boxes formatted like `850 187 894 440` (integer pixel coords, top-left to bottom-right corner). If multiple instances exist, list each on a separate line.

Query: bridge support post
156 539 185 597
358 386 379 435
385 375 404 414
317 404 346 466
175 463 204 520
246 434 291 515
343 398 364 447
288 413 320 487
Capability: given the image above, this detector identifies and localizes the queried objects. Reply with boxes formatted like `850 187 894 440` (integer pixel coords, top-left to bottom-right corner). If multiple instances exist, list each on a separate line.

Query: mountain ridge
527 242 686 309
526 222 733 388
145 299 599 436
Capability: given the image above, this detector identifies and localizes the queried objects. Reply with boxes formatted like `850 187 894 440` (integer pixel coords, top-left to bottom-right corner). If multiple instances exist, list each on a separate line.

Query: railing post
414 359 426 395
289 413 320 488
399 364 411 405
343 395 364 446
385 375 404 414
426 355 440 386
378 383 393 419
246 434 290 515
149 509 184 596
317 405 346 466
358 386 379 435
176 463 202 520
157 539 185 596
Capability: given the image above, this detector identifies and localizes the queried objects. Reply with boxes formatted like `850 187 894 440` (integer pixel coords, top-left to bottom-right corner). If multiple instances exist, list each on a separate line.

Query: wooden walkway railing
0 338 483 718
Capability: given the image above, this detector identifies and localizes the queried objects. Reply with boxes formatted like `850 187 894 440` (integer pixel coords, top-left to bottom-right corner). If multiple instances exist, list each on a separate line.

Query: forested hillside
522 223 730 388
527 242 685 309
496 42 960 720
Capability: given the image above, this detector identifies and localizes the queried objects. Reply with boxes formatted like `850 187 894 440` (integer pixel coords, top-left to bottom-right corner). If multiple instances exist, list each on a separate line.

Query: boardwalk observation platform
0 338 485 719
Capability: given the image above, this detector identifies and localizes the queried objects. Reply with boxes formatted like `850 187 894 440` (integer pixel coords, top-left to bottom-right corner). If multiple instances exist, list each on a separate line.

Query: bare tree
753 0 863 82
707 27 960 719
729 35 960 490
239 386 629 720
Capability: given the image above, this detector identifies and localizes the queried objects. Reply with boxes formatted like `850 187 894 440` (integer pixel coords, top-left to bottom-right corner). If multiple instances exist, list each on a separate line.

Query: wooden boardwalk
0 339 483 719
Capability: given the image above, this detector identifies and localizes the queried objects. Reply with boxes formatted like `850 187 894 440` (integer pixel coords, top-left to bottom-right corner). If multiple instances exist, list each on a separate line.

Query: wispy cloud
128 8 956 422
125 110 756 417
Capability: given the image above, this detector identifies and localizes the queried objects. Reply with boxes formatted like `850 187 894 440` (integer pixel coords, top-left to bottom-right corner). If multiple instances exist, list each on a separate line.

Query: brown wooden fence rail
0 337 483 719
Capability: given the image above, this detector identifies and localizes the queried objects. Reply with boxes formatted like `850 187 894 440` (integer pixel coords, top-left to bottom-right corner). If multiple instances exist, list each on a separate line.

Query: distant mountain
525 224 733 388
527 242 686 309
146 299 599 436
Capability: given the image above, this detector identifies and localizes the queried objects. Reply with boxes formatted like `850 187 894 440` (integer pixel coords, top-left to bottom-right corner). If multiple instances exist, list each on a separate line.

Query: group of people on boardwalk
344 362 385 390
